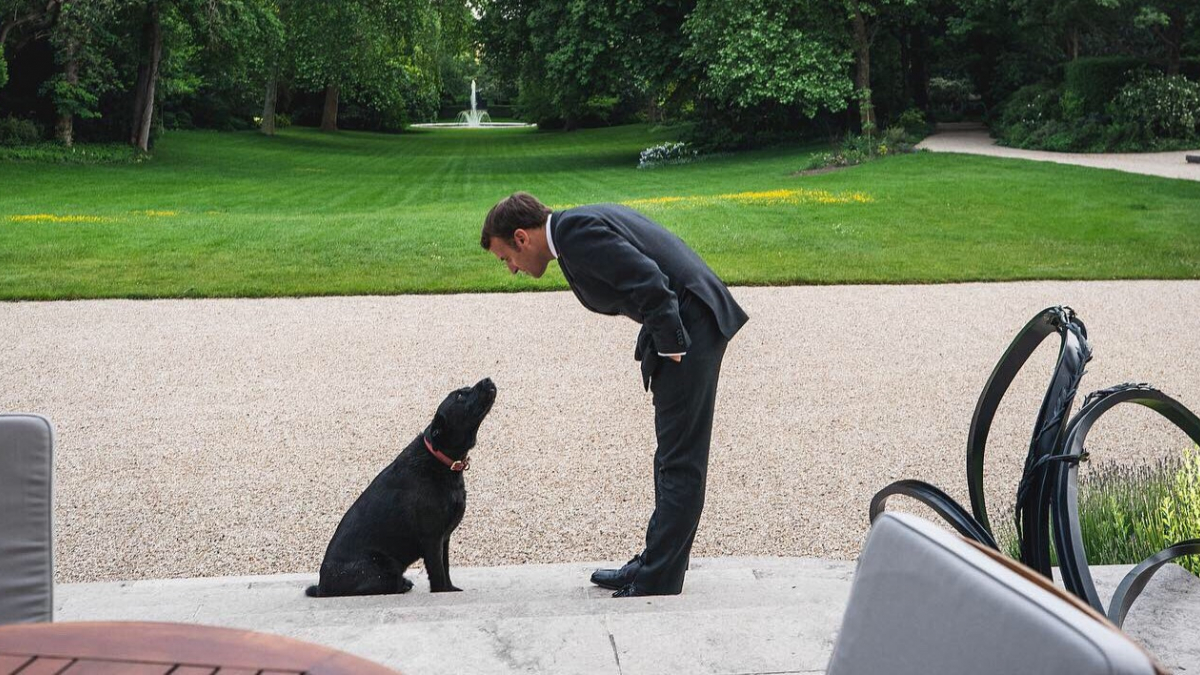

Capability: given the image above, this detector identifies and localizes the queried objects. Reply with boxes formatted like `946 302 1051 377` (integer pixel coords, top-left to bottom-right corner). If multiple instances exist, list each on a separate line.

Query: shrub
1064 57 1149 116
0 116 42 146
997 445 1200 576
1109 73 1200 142
637 141 697 169
929 76 973 119
896 108 931 139
812 126 919 169
995 82 1062 132
1160 445 1200 575
0 142 145 164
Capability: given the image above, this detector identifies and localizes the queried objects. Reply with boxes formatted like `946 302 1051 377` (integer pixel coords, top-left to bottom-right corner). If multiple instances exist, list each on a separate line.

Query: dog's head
426 378 497 458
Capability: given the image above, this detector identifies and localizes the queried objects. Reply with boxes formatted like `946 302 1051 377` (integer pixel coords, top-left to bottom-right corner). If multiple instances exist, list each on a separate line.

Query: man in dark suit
481 192 748 597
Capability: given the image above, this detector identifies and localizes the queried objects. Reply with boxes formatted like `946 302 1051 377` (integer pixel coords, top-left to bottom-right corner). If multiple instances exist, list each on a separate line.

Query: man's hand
667 354 682 363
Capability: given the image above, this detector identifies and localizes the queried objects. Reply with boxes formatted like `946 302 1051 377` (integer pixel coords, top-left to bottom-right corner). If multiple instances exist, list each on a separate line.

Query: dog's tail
305 584 323 597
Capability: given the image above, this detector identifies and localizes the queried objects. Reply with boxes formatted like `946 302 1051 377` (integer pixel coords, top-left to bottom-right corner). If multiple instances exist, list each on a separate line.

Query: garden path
917 123 1200 181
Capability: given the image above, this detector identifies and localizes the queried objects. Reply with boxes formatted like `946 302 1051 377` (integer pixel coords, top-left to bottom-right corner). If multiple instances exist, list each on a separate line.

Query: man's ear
430 412 445 438
513 228 528 248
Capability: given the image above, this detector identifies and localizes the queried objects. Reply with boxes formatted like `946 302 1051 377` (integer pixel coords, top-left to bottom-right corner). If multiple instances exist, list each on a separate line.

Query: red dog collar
425 435 469 472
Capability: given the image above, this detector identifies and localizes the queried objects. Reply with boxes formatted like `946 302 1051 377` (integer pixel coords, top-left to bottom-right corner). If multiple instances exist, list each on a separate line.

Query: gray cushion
827 512 1161 675
0 414 54 624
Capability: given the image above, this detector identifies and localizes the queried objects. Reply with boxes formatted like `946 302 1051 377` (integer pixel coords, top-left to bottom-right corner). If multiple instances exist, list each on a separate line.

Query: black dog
306 378 496 597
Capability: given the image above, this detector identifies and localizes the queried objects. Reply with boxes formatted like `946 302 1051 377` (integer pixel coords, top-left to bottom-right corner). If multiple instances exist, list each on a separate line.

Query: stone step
55 557 1199 675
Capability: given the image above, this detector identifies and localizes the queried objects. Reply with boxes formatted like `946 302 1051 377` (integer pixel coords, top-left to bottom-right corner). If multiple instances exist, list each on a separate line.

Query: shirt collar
545 212 558 259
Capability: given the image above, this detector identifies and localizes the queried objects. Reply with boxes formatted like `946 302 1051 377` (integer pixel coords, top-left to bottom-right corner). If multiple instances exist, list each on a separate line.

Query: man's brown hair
480 192 551 249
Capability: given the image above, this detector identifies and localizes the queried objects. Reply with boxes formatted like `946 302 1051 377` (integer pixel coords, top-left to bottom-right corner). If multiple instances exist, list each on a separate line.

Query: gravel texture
917 124 1200 181
2 281 1198 583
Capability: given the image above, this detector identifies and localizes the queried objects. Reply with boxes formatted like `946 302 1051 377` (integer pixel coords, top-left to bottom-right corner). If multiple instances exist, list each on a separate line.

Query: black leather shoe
612 584 647 598
590 554 643 590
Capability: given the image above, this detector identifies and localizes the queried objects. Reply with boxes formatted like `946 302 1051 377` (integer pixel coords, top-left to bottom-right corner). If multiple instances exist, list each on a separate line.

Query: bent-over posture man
481 192 747 597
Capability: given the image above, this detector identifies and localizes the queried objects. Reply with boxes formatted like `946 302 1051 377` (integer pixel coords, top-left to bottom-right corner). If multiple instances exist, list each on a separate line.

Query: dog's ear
430 412 445 439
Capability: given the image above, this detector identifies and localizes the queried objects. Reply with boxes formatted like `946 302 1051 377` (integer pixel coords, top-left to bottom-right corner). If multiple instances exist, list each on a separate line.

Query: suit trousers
634 291 729 594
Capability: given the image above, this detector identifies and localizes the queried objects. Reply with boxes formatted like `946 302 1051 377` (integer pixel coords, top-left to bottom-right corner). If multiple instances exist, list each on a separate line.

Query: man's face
488 229 548 279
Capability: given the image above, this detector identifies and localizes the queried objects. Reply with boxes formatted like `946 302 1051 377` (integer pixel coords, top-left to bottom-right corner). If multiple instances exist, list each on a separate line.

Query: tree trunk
130 62 150 145
320 84 339 132
131 3 162 151
647 93 659 124
1164 10 1183 76
261 71 278 136
910 27 930 113
55 42 78 146
851 6 874 135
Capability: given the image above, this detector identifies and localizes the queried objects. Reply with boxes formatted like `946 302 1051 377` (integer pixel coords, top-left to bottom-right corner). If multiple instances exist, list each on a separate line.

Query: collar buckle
424 435 470 472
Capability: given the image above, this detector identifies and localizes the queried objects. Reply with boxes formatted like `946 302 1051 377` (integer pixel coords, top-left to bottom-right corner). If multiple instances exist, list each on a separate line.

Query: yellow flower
9 214 106 223
554 189 873 214
620 188 873 210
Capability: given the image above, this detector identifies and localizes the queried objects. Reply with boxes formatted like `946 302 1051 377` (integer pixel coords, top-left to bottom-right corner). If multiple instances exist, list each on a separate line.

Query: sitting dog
306 378 496 597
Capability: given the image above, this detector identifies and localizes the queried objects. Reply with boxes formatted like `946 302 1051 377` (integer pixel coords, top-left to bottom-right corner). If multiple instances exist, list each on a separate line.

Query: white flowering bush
995 72 1200 151
1110 73 1200 141
637 141 697 169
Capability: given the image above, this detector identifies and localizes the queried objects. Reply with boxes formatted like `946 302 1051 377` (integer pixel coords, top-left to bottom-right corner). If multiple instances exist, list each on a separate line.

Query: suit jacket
550 204 748 388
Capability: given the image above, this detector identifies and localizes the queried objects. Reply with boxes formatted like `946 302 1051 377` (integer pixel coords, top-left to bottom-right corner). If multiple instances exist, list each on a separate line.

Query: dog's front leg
442 538 453 587
422 537 462 592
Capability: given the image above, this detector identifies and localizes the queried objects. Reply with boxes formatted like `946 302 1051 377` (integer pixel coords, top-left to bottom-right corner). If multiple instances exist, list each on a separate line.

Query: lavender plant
998 445 1200 576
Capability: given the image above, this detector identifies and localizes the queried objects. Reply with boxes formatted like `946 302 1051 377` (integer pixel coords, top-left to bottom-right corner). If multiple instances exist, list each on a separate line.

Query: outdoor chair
870 306 1200 625
0 414 54 624
827 512 1165 675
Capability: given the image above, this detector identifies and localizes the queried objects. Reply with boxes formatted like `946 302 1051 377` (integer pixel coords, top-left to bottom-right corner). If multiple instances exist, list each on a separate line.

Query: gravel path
917 124 1200 181
3 282 1198 583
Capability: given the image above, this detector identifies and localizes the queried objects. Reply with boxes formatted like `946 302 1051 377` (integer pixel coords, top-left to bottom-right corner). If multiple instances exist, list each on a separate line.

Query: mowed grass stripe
1 124 1198 299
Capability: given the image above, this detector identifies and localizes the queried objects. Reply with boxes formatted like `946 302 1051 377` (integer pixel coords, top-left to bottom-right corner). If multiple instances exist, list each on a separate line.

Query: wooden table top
0 621 401 675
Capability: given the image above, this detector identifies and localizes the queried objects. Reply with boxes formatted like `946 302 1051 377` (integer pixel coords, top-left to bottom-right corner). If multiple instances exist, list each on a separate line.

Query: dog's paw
432 585 463 593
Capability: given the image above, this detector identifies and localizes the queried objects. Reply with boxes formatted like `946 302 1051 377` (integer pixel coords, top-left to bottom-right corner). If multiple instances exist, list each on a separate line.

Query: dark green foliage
995 82 1062 130
812 124 922 168
995 71 1200 150
896 107 931 137
1064 56 1151 115
0 141 141 162
0 115 40 145
928 76 977 121
1183 58 1200 80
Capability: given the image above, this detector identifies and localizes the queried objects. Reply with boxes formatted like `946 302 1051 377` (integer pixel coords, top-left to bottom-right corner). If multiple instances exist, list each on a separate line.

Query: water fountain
455 80 492 127
411 80 533 129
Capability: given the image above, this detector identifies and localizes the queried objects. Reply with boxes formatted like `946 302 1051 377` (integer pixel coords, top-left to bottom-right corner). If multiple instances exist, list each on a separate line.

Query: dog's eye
456 392 466 401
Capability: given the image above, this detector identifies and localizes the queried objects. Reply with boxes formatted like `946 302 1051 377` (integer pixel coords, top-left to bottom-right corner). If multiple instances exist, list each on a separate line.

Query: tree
1 0 58 51
685 0 852 118
45 0 123 146
1131 0 1196 74
121 0 280 150
613 0 698 123
128 1 162 150
478 0 626 129
288 0 435 132
2 0 60 96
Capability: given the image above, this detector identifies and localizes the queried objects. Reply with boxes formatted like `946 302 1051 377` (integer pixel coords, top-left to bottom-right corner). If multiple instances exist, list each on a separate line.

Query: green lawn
1 124 1198 300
